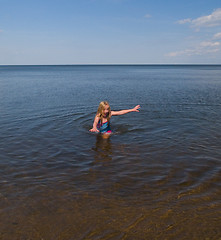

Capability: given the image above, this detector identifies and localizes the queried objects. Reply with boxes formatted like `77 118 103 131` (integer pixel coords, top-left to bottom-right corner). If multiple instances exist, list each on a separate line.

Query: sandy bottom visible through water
0 181 220 240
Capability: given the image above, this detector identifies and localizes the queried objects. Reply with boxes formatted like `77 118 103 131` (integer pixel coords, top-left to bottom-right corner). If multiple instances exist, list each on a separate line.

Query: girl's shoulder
95 114 101 123
95 114 101 119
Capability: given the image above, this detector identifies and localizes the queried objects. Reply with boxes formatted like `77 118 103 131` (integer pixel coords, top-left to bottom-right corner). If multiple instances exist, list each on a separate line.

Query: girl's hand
90 127 99 132
133 105 141 112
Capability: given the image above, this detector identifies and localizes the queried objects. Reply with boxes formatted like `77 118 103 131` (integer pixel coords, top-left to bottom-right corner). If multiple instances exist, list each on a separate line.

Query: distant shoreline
1 64 221 67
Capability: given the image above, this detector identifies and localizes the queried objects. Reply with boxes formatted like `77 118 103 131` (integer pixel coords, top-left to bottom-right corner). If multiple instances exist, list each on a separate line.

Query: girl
90 101 140 137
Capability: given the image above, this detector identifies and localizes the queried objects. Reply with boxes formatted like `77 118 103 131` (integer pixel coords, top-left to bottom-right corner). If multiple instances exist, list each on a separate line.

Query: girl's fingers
135 105 141 111
90 129 99 132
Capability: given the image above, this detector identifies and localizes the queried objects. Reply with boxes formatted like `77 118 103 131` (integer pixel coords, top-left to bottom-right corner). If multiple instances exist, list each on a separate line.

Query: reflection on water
0 65 221 239
93 135 113 162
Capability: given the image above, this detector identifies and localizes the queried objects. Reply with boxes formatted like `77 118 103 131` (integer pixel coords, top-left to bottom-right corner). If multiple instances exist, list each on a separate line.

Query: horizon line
1 63 221 66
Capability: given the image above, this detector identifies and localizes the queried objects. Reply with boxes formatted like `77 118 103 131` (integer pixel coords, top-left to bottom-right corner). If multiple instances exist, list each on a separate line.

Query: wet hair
97 101 111 123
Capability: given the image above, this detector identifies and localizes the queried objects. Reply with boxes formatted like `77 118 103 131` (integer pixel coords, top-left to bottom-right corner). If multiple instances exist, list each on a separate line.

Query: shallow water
0 65 221 239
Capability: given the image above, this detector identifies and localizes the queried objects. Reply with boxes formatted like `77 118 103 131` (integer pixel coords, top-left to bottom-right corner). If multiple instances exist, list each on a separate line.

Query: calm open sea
0 65 221 239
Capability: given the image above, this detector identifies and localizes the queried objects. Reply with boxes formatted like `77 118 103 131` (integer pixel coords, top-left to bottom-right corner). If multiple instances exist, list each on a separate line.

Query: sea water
0 65 221 239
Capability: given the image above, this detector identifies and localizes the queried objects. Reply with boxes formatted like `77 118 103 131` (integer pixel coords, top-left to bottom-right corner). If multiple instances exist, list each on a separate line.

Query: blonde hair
97 101 111 123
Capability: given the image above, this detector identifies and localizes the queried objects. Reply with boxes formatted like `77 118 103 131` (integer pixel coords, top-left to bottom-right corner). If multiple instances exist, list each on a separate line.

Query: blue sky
0 0 221 64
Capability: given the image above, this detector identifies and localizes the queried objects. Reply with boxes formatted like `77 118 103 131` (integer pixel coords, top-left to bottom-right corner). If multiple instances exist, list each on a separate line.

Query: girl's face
102 105 110 117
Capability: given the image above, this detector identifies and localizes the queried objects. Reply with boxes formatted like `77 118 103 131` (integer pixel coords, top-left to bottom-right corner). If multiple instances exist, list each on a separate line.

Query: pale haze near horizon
0 0 221 65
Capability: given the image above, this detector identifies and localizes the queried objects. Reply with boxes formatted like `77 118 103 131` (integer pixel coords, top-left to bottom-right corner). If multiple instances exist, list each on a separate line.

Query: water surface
0 65 221 239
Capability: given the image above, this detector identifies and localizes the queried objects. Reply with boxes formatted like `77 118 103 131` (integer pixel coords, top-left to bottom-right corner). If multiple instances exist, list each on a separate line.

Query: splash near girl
90 101 140 138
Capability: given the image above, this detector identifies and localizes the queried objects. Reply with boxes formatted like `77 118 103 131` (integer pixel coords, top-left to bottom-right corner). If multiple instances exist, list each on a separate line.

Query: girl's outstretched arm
90 115 100 132
111 105 140 116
